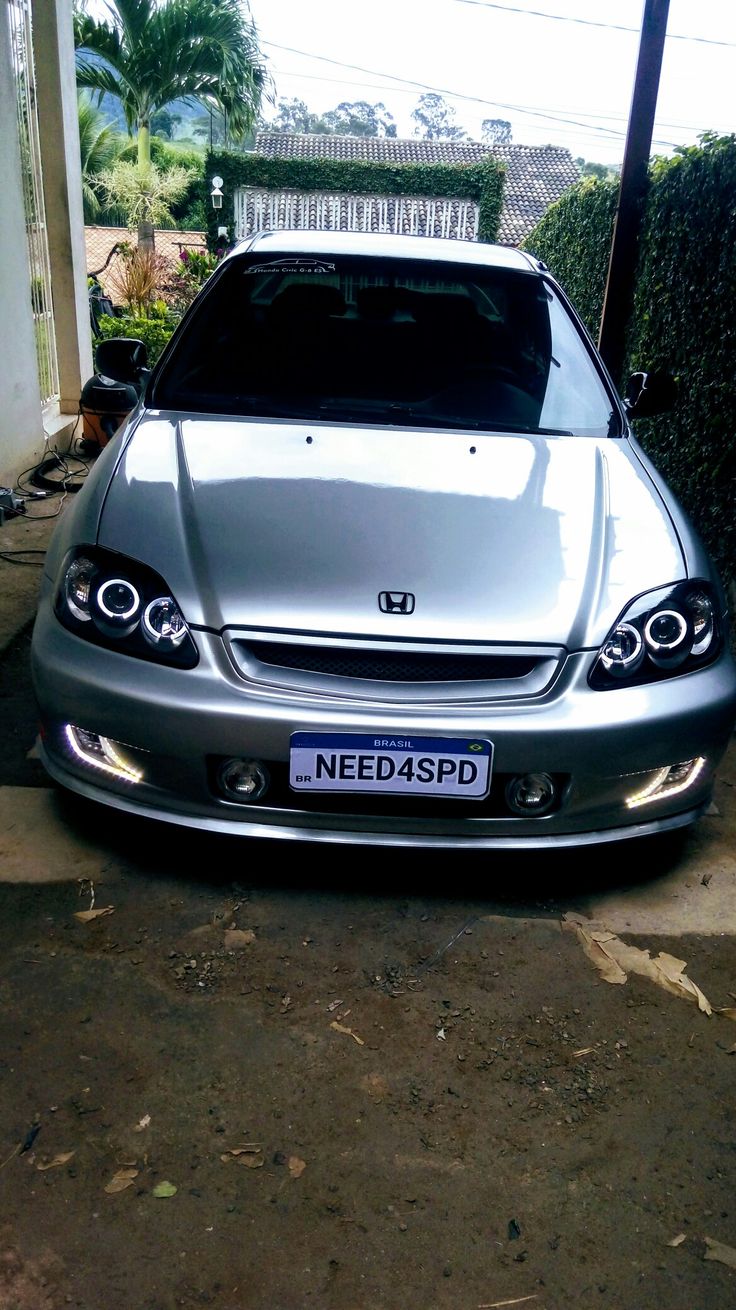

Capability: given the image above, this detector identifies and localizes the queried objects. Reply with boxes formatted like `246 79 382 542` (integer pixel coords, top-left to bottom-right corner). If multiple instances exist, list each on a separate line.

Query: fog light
506 772 556 816
625 757 706 809
65 724 143 783
218 757 270 803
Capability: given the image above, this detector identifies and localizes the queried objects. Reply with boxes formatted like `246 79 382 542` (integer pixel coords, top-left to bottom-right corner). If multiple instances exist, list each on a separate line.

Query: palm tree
78 92 123 221
74 0 264 246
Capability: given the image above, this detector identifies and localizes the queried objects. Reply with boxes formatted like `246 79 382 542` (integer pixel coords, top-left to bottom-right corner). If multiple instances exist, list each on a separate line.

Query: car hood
98 415 684 648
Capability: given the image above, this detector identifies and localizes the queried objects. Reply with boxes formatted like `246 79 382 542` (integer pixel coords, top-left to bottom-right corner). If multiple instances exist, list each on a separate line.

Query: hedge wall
204 150 506 248
521 176 617 337
524 135 736 584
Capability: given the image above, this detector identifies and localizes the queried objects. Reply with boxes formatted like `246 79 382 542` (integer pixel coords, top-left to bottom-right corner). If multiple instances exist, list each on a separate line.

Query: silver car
32 230 736 847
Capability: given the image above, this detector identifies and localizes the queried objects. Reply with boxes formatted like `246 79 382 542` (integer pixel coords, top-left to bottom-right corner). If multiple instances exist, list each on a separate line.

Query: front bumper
32 598 736 848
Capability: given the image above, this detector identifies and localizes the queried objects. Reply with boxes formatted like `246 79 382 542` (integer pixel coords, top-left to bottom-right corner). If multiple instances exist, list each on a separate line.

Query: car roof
231 229 537 273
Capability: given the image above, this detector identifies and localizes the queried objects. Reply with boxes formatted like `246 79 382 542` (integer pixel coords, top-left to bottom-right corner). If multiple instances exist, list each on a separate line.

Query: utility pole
598 0 670 385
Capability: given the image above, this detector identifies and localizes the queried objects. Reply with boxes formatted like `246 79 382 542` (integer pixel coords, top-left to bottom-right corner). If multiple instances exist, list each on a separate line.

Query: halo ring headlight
599 622 644 676
142 596 188 649
96 578 141 623
644 608 688 652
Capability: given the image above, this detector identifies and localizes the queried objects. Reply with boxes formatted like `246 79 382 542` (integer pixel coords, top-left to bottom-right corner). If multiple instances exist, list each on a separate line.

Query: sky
247 0 736 165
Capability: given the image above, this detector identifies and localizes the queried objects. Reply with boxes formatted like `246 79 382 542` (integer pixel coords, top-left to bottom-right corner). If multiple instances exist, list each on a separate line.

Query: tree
77 91 124 220
320 101 396 138
575 157 619 181
74 0 264 247
151 107 181 139
261 97 325 135
411 94 467 141
262 97 397 138
481 118 512 146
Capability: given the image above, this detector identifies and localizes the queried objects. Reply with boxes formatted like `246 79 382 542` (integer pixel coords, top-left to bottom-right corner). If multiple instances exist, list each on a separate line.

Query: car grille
244 641 538 684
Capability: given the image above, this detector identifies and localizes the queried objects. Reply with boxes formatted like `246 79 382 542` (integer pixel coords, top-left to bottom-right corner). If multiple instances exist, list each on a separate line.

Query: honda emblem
379 591 415 615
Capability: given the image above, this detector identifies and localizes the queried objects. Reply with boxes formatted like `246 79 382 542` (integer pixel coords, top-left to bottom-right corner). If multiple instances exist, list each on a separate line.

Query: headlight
54 546 198 668
590 580 722 689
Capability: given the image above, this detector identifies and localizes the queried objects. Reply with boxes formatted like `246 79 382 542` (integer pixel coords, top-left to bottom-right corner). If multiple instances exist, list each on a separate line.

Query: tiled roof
254 133 579 245
84 226 206 296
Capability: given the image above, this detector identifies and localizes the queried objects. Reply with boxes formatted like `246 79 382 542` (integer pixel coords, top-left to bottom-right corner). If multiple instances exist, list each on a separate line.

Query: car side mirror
95 337 149 388
624 370 677 419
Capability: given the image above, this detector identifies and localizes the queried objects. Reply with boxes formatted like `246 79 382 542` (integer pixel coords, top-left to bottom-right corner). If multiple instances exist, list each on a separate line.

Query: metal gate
234 189 480 243
8 0 60 409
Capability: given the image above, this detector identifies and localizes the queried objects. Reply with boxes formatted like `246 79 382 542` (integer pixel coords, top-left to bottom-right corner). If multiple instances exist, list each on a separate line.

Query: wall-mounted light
211 175 224 210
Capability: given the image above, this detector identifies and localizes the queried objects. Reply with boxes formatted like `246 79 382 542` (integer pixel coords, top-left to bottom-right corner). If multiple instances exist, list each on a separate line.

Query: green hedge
523 136 736 584
97 313 178 365
204 150 506 248
521 176 617 337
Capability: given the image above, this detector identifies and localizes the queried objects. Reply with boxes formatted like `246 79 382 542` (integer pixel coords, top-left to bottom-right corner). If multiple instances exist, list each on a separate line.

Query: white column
0 1 45 482
32 0 93 412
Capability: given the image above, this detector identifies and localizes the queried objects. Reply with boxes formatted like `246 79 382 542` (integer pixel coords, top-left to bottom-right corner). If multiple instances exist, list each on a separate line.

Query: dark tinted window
151 253 617 436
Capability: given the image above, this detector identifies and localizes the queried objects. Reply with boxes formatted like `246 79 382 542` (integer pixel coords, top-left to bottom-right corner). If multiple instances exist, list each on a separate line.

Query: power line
452 0 736 48
269 64 734 138
263 41 681 146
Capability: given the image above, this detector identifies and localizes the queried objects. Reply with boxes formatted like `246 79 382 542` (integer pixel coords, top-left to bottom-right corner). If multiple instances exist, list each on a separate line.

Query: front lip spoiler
39 742 708 850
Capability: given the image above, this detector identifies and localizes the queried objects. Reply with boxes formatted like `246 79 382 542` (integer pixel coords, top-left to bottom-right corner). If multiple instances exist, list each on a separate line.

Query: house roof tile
254 133 579 245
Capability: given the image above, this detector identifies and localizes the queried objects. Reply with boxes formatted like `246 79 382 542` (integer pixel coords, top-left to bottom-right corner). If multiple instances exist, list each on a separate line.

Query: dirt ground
1 610 736 1308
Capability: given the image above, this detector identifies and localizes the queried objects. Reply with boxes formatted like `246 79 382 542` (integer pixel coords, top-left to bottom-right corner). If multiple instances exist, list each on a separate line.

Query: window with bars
8 0 60 409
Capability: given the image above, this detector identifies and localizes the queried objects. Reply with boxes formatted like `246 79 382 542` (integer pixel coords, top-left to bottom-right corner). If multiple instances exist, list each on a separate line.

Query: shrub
522 176 617 337
106 244 174 316
97 312 177 365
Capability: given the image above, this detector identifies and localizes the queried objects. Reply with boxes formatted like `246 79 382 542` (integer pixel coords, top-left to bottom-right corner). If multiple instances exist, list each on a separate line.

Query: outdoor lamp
210 175 224 210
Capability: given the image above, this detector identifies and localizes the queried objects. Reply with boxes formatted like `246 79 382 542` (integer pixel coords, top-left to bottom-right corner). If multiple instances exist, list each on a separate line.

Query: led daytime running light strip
625 757 706 809
65 724 143 783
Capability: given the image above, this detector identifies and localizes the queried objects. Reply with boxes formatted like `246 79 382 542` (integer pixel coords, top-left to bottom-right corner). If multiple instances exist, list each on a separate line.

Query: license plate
289 733 492 799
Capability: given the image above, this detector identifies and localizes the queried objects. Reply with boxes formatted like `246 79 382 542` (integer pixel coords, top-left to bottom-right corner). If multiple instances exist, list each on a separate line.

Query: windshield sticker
246 258 337 275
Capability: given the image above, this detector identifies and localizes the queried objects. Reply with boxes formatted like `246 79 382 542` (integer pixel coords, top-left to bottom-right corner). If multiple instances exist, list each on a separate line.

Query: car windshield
151 253 619 437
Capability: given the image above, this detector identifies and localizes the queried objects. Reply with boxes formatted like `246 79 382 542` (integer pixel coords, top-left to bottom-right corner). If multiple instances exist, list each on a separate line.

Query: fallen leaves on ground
220 1146 264 1169
564 914 713 1013
704 1236 736 1268
666 1233 686 1247
74 907 114 924
37 1152 74 1172
133 1115 151 1132
330 1020 365 1046
104 1167 138 1194
288 1156 306 1179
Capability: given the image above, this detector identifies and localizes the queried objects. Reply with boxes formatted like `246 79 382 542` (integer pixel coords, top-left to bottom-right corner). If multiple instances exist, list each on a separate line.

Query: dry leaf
288 1156 307 1179
704 1236 736 1269
133 1115 151 1132
330 1020 365 1046
564 915 713 1013
104 1167 138 1194
714 1008 736 1022
238 1153 264 1169
223 929 256 949
220 1146 264 1168
37 1151 74 1172
74 906 114 924
666 1233 686 1247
